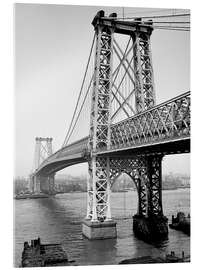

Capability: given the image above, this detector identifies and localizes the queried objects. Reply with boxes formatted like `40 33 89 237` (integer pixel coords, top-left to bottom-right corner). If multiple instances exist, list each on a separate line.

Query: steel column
88 11 115 222
132 29 155 113
146 155 163 217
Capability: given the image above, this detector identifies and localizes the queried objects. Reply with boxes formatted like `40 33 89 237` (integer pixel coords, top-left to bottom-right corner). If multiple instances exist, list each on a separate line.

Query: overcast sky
15 4 190 177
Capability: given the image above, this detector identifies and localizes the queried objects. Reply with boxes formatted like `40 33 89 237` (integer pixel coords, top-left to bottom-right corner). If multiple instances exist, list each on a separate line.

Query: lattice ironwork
109 156 164 217
146 155 163 216
89 24 113 151
86 161 93 219
86 157 111 221
87 12 115 222
88 11 164 222
109 157 148 217
133 32 156 112
137 178 148 216
110 22 155 124
111 37 136 123
110 92 190 150
86 155 164 219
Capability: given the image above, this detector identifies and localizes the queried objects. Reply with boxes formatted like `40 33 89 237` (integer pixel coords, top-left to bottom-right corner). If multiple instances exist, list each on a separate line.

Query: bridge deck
35 91 190 176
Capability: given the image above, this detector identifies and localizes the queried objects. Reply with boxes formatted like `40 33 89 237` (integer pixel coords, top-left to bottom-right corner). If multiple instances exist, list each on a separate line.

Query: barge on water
21 238 74 267
169 212 190 236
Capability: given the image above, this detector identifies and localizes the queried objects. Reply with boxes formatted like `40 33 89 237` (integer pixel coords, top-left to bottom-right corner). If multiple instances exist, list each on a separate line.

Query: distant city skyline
15 4 190 177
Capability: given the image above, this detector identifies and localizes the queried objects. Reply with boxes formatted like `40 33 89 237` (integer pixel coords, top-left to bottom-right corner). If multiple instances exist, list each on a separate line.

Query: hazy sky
15 4 190 177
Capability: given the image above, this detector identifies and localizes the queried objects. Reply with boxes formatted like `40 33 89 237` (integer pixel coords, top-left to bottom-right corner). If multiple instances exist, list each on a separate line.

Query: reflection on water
14 189 190 266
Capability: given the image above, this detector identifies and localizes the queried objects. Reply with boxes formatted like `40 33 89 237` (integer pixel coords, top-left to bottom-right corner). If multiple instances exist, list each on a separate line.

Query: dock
119 251 190 264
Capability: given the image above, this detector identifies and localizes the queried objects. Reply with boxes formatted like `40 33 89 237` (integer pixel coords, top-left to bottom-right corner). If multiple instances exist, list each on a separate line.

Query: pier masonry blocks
82 220 117 240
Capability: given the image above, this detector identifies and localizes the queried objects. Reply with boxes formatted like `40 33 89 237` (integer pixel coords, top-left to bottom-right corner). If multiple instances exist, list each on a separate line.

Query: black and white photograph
13 2 191 268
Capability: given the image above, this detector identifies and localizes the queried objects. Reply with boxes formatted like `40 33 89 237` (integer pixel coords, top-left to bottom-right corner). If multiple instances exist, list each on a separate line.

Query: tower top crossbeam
35 137 53 142
92 10 154 36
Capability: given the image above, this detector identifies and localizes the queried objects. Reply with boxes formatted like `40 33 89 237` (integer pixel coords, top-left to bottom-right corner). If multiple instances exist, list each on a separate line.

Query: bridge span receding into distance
36 91 190 176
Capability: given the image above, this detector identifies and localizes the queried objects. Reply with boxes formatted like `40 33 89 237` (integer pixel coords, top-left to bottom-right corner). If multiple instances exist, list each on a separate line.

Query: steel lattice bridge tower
30 11 190 242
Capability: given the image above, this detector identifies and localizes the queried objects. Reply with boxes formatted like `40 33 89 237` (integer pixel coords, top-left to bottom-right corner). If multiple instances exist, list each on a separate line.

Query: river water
14 189 190 267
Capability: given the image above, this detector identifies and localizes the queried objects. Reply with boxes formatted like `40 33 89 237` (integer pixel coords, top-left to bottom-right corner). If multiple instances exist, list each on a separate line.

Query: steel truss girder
110 92 190 150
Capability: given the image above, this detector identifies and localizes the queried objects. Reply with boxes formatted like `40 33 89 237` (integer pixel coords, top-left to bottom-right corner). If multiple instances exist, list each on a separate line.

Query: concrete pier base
82 220 117 240
133 214 168 242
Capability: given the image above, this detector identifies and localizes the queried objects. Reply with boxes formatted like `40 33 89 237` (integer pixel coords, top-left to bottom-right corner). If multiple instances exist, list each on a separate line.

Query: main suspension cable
114 13 190 20
62 34 95 147
152 21 190 24
154 27 190 31
65 72 94 144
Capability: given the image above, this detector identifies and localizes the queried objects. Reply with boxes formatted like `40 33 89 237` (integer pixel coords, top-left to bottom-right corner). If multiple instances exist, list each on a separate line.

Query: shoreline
14 187 190 199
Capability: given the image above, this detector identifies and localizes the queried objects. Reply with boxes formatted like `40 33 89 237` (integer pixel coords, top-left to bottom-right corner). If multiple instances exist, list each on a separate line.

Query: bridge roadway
35 91 190 176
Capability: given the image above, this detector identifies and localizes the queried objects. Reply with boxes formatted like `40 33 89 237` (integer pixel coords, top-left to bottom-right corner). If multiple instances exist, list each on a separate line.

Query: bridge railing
110 91 190 150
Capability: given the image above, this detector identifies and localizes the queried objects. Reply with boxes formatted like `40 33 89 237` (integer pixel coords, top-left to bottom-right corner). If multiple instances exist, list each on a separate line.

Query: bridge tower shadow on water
82 10 168 241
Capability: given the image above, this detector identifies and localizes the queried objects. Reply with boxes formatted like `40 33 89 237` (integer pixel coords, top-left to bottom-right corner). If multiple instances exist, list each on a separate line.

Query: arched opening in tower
110 172 138 220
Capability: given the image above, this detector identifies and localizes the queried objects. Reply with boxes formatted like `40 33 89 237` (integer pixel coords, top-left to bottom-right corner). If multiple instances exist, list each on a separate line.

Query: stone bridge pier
29 174 55 195
132 155 168 242
40 174 55 195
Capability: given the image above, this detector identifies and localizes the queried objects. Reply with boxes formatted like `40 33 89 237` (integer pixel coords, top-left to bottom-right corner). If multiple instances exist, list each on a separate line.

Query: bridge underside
36 157 87 176
98 137 190 158
35 136 189 177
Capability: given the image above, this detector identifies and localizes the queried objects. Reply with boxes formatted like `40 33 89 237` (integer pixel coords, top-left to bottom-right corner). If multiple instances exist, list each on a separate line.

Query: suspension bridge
29 10 190 241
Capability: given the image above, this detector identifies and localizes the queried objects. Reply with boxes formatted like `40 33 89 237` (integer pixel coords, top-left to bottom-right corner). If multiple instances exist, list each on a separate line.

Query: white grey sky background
15 3 190 178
